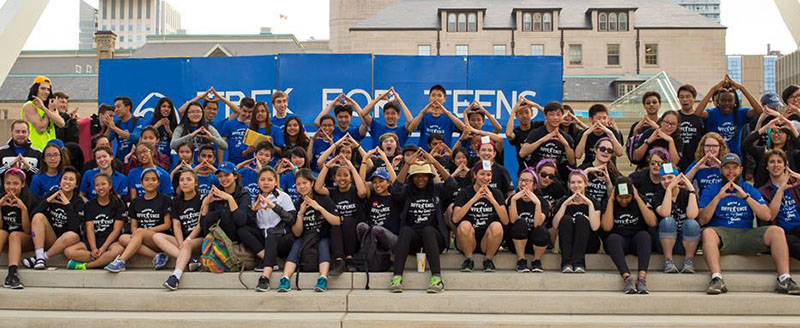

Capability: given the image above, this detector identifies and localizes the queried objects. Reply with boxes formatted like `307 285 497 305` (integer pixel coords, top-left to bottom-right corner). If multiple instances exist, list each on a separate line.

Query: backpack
353 225 392 289
201 222 242 273
294 232 320 291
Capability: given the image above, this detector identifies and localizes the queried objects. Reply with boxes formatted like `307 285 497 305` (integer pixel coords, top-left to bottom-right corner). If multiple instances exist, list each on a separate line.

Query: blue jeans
656 217 701 255
286 237 331 264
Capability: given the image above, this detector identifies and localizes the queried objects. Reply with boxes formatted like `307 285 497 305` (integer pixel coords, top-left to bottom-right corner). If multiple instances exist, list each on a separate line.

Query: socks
35 248 44 260
172 269 183 280
8 265 17 275
711 272 722 280
779 273 791 283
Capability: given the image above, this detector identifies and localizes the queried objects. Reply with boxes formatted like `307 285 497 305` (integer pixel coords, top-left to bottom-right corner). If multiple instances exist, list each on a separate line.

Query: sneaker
346 258 357 272
574 266 586 274
664 258 679 273
3 274 22 289
427 276 444 294
775 277 800 295
105 256 126 273
21 257 36 269
624 277 637 294
163 275 179 291
153 253 168 270
330 258 345 276
314 276 328 292
187 258 201 272
561 265 574 273
483 258 496 273
707 277 728 295
277 276 291 292
254 258 266 272
681 258 695 274
256 276 270 292
390 276 403 293
460 258 474 272
637 279 649 294
67 260 87 271
516 259 530 273
530 260 544 273
33 258 46 270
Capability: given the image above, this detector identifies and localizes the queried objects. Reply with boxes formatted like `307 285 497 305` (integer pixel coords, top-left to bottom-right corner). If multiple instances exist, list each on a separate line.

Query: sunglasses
649 161 664 167
596 146 614 154
539 172 556 179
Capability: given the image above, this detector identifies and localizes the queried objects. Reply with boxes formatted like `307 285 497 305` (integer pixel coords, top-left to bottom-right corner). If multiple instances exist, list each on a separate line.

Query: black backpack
294 232 320 291
353 225 392 289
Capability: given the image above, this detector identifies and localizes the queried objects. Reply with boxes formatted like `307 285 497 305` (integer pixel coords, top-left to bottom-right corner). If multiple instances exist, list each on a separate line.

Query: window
146 0 150 19
418 45 431 56
543 13 552 31
137 35 142 41
456 45 469 56
137 0 142 19
457 13 467 32
86 65 93 74
619 13 628 31
607 44 620 65
467 13 477 32
102 0 107 19
128 0 133 18
120 0 124 18
75 65 82 74
493 44 506 55
645 44 658 65
598 13 607 31
111 24 115 31
102 25 107 31
449 12 478 32
120 36 125 42
111 0 116 19
533 13 542 31
531 44 544 55
448 13 457 32
569 44 582 65
137 25 141 32
609 13 617 31
129 25 133 31
523 13 532 31
617 83 638 97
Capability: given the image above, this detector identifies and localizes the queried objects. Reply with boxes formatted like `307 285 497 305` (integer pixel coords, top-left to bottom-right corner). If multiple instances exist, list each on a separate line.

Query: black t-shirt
327 186 365 225
32 191 84 237
172 194 202 237
366 193 401 235
581 129 624 165
524 126 575 181
635 128 684 170
406 193 440 230
578 162 614 210
454 186 505 230
611 202 648 237
129 193 172 230
296 195 338 237
678 112 704 170
509 124 534 174
537 182 567 219
653 188 691 233
554 196 601 223
84 198 126 247
629 169 665 209
508 194 549 231
465 163 514 196
0 193 36 233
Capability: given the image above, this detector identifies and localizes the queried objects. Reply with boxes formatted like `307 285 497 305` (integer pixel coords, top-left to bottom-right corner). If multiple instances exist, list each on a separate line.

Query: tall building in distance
777 50 800 96
79 0 98 49
98 0 183 49
671 0 721 22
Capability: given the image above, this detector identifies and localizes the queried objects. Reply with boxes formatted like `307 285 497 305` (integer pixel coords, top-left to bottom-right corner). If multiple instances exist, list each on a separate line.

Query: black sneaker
460 258 474 272
624 277 637 294
330 258 346 276
346 258 357 272
483 258 496 272
162 275 179 291
256 276 270 292
530 260 544 273
636 279 649 295
4 274 23 289
254 258 266 272
516 259 530 273
776 277 800 295
707 277 728 295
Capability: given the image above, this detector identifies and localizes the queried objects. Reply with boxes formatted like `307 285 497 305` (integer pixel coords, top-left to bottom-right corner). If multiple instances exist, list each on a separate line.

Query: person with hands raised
407 85 466 150
507 168 549 273
357 166 401 261
308 115 336 174
191 146 221 200
220 97 256 165
506 96 544 174
654 169 700 274
519 102 576 182
243 101 285 159
627 92 663 166
279 147 309 203
575 104 625 165
695 75 764 156
685 133 726 198
552 170 601 274
759 150 800 262
361 87 414 147
315 93 367 142
1 169 37 289
463 99 502 134
0 120 42 185
698 153 799 295
632 110 682 170
602 177 657 294
579 137 620 207
170 101 227 156
196 162 252 255
237 141 274 202
22 76 65 151
559 105 589 141
744 116 800 188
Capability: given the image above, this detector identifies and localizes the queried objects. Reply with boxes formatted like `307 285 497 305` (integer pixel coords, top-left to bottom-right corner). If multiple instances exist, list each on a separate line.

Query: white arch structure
774 0 800 49
0 0 50 86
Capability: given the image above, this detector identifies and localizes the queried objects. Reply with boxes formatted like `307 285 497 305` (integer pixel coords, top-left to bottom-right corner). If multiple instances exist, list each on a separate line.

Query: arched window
533 12 542 31
598 13 607 31
618 12 628 31
458 13 467 32
448 13 457 32
543 12 552 31
467 13 477 32
523 13 532 31
609 12 618 31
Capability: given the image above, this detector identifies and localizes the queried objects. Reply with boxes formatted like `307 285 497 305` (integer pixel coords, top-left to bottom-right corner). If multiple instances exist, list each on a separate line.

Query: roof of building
563 74 697 102
0 75 98 102
131 33 314 58
352 0 724 30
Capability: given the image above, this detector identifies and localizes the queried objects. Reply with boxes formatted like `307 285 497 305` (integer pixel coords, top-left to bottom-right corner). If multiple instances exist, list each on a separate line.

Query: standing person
574 104 625 166
553 170 601 273
559 105 588 143
389 153 457 293
407 85 467 150
627 91 662 167
519 102 576 183
22 167 84 270
127 142 174 198
760 150 800 261
30 142 66 198
220 97 255 165
170 102 227 157
144 97 179 158
506 96 543 174
1 169 36 289
632 111 682 170
270 91 294 130
244 101 285 158
698 153 799 295
282 117 310 152
0 120 43 184
157 169 203 290
654 171 700 273
52 91 79 145
685 133 726 199
315 94 367 143
253 167 298 292
602 177 657 294
695 75 764 156
21 76 65 151
105 97 146 163
677 85 705 170
360 88 413 147
79 146 128 200
508 168 549 273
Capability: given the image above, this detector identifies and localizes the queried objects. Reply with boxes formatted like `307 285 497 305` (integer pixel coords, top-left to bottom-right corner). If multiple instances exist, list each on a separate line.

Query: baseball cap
216 161 237 174
761 92 784 109
721 153 741 166
32 75 51 85
370 168 391 181
659 163 677 177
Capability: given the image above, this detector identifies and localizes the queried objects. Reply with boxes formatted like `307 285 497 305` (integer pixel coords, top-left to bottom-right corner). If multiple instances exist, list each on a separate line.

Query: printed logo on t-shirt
94 214 113 233
409 198 436 225
302 208 323 233
780 194 799 224
615 212 638 226
719 199 748 226
179 208 200 233
136 208 161 229
49 207 68 229
369 201 391 227
467 199 494 229
716 122 736 142
680 121 698 145
3 212 19 231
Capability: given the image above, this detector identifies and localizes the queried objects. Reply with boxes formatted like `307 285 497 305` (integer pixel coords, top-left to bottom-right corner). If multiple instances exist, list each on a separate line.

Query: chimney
768 43 772 54
95 30 117 60
260 27 272 35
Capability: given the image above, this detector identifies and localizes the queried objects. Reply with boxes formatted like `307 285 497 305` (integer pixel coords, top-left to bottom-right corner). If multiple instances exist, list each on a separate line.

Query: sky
5 0 799 55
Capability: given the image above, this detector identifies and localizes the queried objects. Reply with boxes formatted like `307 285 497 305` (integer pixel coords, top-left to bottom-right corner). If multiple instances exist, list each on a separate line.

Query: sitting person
507 168 549 273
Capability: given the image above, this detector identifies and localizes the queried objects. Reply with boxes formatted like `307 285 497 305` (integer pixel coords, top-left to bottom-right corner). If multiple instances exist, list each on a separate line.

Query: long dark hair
38 143 67 173
3 169 32 206
283 116 310 150
152 97 178 131
258 166 280 197
249 101 272 132
27 83 53 109
93 173 124 209
179 101 208 131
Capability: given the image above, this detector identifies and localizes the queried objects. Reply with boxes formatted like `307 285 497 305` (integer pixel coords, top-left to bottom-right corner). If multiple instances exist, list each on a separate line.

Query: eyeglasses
649 161 664 167
519 178 534 183
772 129 786 135
661 121 678 128
596 146 614 154
539 172 556 179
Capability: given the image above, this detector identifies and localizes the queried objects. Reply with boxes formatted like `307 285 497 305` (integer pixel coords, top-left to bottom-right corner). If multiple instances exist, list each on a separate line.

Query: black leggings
393 225 445 276
507 220 550 255
330 225 345 260
237 225 265 255
263 233 295 267
785 227 800 261
604 231 652 276
558 216 600 267
341 217 358 257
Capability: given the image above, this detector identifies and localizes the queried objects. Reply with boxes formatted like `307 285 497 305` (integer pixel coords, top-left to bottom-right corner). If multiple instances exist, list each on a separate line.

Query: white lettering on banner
134 89 295 119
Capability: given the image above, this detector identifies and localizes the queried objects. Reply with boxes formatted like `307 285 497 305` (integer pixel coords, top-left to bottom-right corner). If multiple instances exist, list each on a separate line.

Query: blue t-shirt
685 161 722 198
254 126 286 150
79 169 129 200
127 166 174 197
703 107 750 156
699 180 766 229
332 126 364 143
238 167 260 203
197 174 220 200
280 171 299 203
767 185 800 231
370 120 409 148
418 113 456 150
221 119 249 164
30 172 62 198
311 139 332 173
110 116 145 162
272 115 293 131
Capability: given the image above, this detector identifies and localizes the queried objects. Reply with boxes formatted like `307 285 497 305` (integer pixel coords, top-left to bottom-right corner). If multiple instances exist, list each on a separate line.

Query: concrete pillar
774 0 800 49
0 0 50 87
95 31 117 60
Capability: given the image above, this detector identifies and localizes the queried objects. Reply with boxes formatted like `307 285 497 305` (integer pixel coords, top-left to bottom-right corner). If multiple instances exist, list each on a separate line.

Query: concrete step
346 290 800 315
342 313 800 328
0 310 344 328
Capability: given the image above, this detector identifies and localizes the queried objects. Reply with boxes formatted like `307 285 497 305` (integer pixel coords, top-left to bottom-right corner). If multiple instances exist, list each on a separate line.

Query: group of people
3 74 800 296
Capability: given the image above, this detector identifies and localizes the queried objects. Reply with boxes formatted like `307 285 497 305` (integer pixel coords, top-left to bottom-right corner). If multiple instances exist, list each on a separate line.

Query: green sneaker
390 275 403 293
67 260 87 270
427 276 444 293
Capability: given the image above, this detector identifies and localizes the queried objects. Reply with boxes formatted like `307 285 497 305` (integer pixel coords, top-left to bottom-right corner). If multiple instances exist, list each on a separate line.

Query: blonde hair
694 132 728 161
